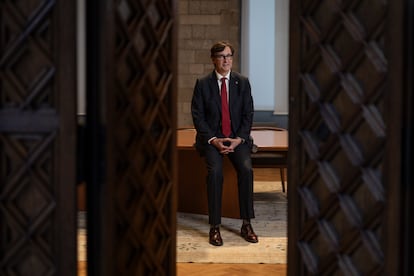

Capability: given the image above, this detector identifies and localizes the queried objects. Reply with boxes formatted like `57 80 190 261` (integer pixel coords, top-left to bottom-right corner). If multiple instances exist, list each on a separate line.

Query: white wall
274 0 289 114
241 0 289 114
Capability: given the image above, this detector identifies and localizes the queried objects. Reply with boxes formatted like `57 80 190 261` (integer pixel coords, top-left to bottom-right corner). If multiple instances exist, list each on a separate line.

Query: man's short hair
210 41 235 57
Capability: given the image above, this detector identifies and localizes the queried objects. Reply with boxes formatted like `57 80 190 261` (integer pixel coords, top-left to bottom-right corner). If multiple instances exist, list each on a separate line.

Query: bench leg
280 168 286 193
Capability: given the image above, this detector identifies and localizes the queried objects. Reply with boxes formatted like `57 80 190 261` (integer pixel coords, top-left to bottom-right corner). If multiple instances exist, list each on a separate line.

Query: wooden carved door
288 0 413 275
0 1 77 275
86 0 178 275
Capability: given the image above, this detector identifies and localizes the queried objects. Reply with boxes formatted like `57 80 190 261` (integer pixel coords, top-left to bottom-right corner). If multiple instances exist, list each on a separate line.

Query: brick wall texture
177 0 241 127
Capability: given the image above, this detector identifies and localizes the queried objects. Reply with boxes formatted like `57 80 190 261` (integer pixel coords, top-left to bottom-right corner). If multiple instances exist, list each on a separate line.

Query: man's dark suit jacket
191 71 254 154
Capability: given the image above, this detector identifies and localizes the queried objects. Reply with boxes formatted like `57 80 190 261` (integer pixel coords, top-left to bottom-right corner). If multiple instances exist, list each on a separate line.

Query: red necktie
221 77 231 137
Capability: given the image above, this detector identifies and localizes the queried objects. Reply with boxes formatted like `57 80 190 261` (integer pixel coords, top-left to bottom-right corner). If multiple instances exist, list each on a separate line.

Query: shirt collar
215 71 231 80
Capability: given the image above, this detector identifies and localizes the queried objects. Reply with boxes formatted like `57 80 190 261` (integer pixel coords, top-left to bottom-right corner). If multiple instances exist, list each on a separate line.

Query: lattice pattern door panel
0 1 76 276
109 0 177 274
289 1 387 274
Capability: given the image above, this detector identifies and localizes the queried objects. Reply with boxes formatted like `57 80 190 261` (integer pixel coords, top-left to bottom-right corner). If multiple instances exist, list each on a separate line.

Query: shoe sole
209 241 223 246
241 233 258 243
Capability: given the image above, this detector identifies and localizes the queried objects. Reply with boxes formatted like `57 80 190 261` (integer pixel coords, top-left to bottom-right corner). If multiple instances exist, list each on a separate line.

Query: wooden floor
77 168 287 275
78 262 286 275
177 263 286 275
78 262 86 276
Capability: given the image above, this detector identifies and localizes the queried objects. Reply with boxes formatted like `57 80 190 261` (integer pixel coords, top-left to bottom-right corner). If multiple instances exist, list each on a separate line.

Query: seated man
191 41 258 246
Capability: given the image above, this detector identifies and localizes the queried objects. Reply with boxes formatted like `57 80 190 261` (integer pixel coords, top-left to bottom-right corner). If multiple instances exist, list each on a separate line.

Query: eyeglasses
214 54 233 60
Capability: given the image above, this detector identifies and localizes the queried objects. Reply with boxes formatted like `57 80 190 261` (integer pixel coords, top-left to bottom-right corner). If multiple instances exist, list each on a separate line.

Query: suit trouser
203 143 255 225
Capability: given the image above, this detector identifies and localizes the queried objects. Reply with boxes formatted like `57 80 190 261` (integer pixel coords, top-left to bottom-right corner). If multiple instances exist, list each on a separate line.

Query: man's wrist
208 137 217 144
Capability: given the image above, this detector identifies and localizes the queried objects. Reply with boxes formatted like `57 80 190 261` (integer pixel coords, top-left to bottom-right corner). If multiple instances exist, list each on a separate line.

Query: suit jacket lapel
229 72 239 114
209 72 221 109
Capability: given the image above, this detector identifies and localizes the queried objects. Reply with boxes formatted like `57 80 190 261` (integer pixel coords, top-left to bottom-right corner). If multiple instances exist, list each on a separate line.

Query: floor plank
176 263 286 276
78 262 286 276
78 261 86 276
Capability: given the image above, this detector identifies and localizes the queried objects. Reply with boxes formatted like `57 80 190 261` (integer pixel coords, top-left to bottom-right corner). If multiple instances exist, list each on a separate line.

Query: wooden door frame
384 1 414 275
84 1 178 275
288 1 414 275
0 1 77 274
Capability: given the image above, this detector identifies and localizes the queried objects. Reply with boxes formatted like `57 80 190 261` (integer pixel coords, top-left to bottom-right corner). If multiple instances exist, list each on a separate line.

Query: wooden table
177 128 288 218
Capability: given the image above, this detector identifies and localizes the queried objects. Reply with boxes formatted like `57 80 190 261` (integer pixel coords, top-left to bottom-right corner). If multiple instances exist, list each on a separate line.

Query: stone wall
177 0 241 127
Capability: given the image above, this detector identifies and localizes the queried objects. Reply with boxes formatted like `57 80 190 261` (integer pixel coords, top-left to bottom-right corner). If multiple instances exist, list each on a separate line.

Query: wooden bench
177 128 288 218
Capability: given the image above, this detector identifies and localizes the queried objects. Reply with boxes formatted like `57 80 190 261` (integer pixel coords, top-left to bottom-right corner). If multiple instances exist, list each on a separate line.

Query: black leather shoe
241 224 258 243
209 226 223 246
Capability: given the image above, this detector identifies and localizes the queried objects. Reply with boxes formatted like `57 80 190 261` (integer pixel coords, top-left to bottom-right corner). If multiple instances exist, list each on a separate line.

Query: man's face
212 46 233 75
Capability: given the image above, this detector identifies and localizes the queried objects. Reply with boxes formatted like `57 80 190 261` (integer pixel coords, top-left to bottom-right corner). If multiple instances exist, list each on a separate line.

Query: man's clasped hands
211 137 243 154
